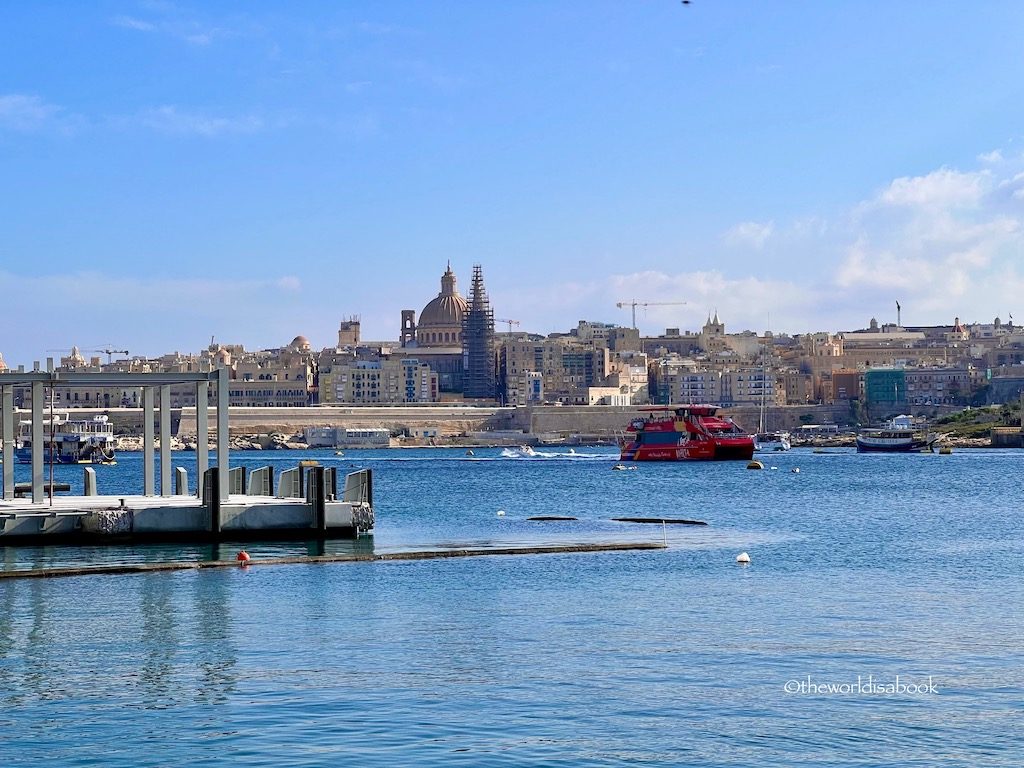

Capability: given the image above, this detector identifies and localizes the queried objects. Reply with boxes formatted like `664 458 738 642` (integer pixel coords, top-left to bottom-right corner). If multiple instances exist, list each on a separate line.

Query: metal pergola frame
1 368 230 504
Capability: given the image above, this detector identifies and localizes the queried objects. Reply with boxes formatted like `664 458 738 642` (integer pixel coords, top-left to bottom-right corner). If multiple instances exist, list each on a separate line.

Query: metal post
216 367 229 502
143 386 155 496
2 385 13 500
31 381 44 504
159 384 171 497
196 380 209 497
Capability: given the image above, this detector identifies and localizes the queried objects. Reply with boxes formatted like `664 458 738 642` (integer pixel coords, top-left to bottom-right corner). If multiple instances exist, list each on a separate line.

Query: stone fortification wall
3 406 511 437
176 405 511 437
512 403 852 437
7 403 850 441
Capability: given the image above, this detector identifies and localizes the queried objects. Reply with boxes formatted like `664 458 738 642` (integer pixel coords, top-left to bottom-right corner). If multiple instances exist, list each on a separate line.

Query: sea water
1 447 1022 766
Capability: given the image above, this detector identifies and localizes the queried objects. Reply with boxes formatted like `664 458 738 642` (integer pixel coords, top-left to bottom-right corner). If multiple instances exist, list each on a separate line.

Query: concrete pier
0 478 372 545
0 369 373 545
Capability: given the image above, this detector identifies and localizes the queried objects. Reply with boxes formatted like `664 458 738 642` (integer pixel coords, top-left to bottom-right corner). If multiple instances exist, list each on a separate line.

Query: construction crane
616 300 687 330
495 318 521 333
87 347 129 364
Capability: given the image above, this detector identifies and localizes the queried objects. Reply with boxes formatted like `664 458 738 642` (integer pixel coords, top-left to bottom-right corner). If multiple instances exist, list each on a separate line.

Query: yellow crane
615 301 687 329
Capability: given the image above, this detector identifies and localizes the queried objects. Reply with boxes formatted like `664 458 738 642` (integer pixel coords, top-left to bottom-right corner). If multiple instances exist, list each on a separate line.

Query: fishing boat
856 416 938 453
619 405 755 461
16 413 117 464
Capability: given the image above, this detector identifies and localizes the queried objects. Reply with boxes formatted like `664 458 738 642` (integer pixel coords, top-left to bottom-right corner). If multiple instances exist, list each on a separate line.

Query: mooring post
83 467 97 496
175 467 188 495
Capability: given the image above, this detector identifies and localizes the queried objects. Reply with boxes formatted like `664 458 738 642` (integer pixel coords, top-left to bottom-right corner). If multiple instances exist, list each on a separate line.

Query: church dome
420 293 468 327
290 335 311 352
417 264 467 346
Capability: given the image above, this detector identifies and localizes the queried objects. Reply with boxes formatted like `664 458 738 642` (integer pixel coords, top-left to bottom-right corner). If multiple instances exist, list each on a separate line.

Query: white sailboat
754 329 790 452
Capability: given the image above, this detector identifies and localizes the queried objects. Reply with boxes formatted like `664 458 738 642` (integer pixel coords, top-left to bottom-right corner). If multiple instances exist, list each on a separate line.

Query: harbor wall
511 404 853 437
4 403 853 441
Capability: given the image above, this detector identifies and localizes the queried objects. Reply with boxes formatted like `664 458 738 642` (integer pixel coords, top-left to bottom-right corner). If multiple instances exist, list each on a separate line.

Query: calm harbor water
2 447 1023 765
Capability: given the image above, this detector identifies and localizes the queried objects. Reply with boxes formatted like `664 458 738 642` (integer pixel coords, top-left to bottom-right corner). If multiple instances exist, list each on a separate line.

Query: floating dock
0 368 373 545
0 465 373 545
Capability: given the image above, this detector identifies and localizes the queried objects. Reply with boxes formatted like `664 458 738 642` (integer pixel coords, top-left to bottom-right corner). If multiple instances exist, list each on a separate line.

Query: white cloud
109 8 234 46
184 32 213 46
828 157 1024 326
493 268 808 337
0 94 62 131
126 105 264 136
977 149 1003 164
502 151 1024 336
723 220 774 250
111 15 155 32
876 168 986 209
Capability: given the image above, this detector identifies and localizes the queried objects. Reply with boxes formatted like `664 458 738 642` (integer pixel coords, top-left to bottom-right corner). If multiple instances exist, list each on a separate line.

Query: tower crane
615 300 687 330
495 318 521 333
87 347 130 364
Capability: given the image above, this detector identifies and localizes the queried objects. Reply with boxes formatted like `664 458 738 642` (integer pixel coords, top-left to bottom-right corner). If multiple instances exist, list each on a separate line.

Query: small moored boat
16 413 117 465
856 416 937 453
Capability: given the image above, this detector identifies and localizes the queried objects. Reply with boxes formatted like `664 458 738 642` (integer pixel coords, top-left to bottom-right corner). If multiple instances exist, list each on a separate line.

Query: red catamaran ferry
619 404 756 461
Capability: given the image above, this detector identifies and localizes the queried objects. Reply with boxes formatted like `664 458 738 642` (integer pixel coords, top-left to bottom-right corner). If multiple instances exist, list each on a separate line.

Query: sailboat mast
759 332 767 433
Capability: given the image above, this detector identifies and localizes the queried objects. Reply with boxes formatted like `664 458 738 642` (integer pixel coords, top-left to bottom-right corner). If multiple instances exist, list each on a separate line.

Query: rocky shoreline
116 432 310 452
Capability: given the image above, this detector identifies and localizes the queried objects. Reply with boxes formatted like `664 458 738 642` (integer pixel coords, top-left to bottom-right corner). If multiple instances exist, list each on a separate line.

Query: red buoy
236 550 251 563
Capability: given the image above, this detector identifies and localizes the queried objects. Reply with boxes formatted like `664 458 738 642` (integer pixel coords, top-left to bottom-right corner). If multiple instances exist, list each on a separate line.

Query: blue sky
3 1 1024 367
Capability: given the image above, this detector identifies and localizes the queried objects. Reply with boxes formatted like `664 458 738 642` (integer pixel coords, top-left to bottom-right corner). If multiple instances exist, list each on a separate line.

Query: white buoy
770 466 778 471
736 552 750 564
496 510 506 517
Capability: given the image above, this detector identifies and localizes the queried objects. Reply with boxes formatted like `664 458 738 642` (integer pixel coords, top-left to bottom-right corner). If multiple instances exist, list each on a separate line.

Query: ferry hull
620 404 755 462
620 438 754 462
15 447 114 465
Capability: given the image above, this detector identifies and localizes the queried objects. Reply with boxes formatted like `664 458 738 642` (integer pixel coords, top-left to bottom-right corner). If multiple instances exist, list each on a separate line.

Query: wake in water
498 447 607 460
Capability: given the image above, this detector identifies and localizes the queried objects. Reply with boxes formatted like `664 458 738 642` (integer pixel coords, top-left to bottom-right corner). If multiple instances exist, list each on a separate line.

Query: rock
82 508 133 535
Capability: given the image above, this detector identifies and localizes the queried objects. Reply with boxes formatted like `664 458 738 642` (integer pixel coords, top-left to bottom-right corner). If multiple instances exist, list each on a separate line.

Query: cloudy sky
3 1 1024 366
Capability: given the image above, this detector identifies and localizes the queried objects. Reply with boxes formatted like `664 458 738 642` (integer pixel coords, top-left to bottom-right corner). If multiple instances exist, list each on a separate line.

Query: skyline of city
4 2 1024 365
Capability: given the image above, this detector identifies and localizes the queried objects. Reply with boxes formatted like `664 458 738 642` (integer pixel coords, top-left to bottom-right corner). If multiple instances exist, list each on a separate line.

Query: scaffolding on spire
462 264 497 399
